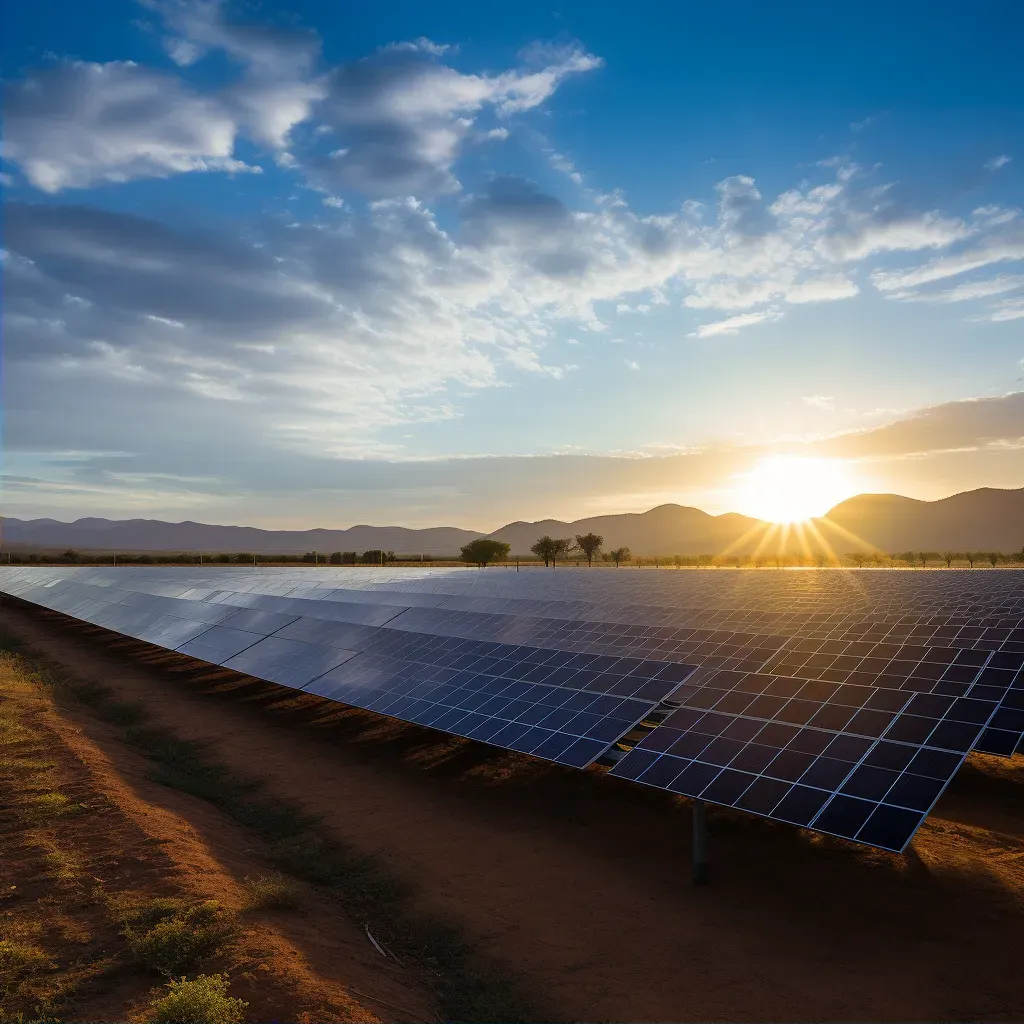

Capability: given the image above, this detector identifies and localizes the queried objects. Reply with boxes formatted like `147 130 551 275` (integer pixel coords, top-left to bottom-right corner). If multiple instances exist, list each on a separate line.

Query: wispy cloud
690 309 782 338
802 395 835 410
889 274 1024 303
973 297 1024 322
985 154 1012 171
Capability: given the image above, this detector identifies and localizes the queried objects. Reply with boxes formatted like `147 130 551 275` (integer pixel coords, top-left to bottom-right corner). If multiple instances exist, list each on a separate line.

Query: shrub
124 901 239 977
0 938 51 977
148 974 248 1024
242 873 303 911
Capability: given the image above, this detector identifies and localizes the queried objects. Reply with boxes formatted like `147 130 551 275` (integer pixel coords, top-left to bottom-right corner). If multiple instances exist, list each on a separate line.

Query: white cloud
785 275 860 304
163 36 204 66
383 38 450 56
985 154 1012 171
871 233 1024 291
5 19 599 199
3 61 255 192
549 151 582 183
974 296 1024 322
802 395 835 410
157 0 321 75
850 116 876 132
310 44 601 197
624 359 640 370
690 309 782 338
889 274 1024 303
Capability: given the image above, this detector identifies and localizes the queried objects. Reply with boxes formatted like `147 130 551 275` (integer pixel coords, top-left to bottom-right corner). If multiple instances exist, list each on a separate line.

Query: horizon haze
5 484 1022 556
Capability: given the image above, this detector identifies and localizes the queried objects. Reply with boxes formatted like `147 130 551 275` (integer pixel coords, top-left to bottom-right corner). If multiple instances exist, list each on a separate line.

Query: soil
3 599 1023 1023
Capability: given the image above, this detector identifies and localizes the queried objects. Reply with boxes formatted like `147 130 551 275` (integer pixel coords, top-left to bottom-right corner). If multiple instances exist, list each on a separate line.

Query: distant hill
816 487 1024 553
0 517 483 556
2 486 1021 557
489 504 763 556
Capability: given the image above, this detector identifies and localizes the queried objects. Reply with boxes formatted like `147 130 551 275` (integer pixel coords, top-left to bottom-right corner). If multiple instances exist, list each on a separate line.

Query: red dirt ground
4 600 1024 1022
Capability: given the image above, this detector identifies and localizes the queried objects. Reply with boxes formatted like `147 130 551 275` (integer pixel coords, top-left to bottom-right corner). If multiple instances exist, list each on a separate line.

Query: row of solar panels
2 566 1022 855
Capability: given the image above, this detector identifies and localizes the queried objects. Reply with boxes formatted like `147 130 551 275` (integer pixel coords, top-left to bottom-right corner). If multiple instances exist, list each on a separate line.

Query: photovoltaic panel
609 653 1015 851
2 565 1022 853
221 635 359 688
304 648 686 768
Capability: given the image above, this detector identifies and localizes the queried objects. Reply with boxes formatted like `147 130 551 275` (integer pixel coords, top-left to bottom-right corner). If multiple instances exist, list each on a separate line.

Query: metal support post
692 799 709 885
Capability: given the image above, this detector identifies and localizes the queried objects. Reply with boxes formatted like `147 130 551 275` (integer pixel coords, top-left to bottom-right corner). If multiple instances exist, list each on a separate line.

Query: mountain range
2 487 1022 557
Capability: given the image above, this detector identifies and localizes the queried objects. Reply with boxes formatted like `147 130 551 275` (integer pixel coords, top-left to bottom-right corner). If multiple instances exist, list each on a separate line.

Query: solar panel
609 654 1017 851
2 565 1022 854
304 646 686 768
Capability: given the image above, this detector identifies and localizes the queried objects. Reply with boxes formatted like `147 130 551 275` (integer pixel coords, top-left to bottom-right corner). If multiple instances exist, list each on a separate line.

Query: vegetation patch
123 900 240 978
241 874 304 912
147 974 248 1024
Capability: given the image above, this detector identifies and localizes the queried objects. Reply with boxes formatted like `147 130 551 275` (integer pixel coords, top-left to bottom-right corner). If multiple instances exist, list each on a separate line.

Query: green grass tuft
147 974 248 1024
123 901 239 978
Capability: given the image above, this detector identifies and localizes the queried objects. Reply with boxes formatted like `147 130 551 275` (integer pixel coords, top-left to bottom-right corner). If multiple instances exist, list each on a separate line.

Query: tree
550 538 575 566
814 552 828 568
235 552 254 564
849 552 868 569
460 538 510 567
942 550 958 568
61 549 79 563
342 551 357 565
530 535 556 567
328 551 343 565
574 532 603 566
606 546 631 567
987 551 1001 567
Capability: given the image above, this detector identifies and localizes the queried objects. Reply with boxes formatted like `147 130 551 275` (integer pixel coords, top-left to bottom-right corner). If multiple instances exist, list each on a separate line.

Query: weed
27 791 86 821
108 894 187 933
241 874 304 912
147 974 248 1024
124 901 239 978
0 939 51 980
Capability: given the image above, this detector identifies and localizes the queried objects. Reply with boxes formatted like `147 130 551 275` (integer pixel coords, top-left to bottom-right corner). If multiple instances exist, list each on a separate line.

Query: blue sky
3 0 1023 529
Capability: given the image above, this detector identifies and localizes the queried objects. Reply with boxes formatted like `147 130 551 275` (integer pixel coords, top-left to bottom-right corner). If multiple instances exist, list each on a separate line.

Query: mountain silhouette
1 486 1021 556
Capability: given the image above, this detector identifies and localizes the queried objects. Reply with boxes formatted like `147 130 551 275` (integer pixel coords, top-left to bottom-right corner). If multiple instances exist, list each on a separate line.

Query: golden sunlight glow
732 456 859 523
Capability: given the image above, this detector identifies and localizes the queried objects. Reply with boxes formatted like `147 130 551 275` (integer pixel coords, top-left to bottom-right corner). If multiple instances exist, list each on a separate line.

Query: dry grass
242 874 305 912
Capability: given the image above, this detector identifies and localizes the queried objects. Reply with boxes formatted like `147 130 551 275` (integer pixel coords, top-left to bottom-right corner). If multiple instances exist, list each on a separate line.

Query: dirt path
4 602 1024 1022
0 631 438 1023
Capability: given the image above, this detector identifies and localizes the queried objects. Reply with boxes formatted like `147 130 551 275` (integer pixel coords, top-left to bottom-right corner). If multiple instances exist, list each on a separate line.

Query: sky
2 0 1023 530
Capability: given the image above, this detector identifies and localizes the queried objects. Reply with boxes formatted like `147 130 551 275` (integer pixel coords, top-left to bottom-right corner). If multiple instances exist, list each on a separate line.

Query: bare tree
574 532 603 566
942 550 957 568
965 550 978 568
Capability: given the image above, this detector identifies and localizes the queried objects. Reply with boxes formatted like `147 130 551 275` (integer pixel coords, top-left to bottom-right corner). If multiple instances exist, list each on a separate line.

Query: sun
732 456 858 523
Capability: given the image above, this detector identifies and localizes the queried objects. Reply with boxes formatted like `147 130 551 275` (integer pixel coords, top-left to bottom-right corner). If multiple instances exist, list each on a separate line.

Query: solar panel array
1 565 1021 854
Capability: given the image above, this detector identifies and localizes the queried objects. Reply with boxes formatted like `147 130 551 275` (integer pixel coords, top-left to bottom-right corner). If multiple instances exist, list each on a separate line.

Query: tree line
5 542 1023 569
